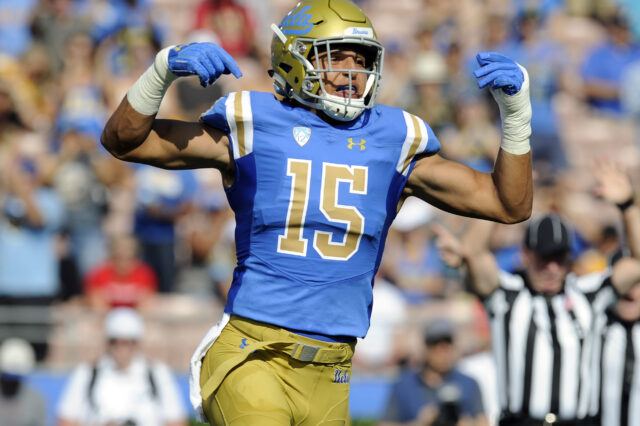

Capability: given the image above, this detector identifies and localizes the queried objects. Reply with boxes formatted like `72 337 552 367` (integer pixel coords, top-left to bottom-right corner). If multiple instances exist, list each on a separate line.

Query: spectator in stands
353 274 409 369
57 307 187 426
46 121 110 275
0 0 38 58
85 234 158 312
438 97 500 173
408 50 454 134
503 9 569 173
0 337 46 426
134 165 197 293
0 82 28 136
380 318 487 425
580 12 640 115
89 0 165 46
381 198 447 304
194 0 256 58
0 149 65 360
174 172 234 297
30 0 90 73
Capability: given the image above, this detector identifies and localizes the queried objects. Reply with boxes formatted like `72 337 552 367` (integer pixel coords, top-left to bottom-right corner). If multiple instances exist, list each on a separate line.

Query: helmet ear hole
278 63 293 73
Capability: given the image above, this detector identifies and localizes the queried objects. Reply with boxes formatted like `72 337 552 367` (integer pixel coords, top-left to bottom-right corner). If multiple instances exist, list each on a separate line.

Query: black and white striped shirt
484 269 614 421
594 313 640 426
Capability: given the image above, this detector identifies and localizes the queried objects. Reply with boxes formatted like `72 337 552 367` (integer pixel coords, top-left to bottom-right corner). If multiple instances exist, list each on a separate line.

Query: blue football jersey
201 91 440 338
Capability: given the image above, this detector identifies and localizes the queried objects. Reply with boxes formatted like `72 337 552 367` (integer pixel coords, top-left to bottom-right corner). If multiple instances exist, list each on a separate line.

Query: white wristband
126 46 178 116
490 64 532 155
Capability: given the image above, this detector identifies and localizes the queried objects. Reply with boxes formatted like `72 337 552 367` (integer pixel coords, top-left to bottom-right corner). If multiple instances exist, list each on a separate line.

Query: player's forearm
101 96 156 158
491 149 533 223
490 64 533 223
102 46 177 159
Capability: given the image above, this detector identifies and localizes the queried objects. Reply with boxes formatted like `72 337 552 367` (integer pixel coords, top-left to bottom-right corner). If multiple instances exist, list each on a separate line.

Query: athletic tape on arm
490 65 532 155
126 46 178 116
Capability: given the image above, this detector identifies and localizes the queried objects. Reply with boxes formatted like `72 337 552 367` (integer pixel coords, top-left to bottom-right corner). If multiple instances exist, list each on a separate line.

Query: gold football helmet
270 0 384 121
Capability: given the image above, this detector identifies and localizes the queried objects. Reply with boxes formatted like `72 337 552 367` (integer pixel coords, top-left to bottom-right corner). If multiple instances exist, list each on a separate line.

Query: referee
589 161 640 426
595 279 640 426
434 160 640 425
436 213 640 426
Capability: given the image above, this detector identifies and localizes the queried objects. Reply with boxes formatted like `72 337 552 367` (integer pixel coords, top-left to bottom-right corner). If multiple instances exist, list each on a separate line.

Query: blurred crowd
2 0 640 422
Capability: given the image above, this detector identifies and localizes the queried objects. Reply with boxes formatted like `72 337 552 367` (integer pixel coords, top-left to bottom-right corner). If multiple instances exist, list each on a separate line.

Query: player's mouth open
335 85 359 98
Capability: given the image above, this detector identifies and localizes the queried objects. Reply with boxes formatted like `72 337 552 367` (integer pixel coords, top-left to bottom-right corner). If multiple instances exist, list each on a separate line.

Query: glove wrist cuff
127 46 178 116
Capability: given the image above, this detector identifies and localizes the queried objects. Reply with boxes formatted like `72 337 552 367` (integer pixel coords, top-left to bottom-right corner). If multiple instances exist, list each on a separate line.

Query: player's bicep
120 119 232 172
405 154 501 219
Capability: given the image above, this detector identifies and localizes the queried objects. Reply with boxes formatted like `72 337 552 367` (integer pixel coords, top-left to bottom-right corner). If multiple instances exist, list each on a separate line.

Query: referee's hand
592 158 633 206
432 223 464 268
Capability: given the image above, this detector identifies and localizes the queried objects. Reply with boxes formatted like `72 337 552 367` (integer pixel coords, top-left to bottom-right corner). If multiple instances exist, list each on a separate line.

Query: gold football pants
200 315 356 425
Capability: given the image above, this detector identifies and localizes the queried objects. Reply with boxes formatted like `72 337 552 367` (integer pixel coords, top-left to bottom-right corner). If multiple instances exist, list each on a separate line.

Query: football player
100 0 533 424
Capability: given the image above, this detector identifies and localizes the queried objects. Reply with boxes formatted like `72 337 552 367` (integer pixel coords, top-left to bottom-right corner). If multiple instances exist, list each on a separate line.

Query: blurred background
1 0 640 424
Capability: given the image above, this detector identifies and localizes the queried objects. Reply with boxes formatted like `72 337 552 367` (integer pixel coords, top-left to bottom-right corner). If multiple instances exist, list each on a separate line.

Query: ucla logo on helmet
280 5 314 35
293 126 311 147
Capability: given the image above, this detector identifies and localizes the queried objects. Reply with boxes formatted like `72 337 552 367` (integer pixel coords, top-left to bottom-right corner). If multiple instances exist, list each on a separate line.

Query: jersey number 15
277 159 368 261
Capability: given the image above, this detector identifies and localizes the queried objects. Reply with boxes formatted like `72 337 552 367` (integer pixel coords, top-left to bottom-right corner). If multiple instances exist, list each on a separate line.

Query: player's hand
168 42 243 87
592 158 634 205
474 52 524 95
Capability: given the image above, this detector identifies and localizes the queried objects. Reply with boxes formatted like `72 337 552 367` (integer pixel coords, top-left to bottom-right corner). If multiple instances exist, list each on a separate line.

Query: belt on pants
200 315 355 401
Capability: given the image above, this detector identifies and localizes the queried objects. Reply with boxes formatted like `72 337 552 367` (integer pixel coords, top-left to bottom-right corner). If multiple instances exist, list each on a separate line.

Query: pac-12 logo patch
293 126 311 147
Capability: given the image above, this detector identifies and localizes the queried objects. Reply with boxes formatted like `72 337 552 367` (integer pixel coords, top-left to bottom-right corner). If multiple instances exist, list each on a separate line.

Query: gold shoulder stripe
234 92 246 157
401 114 424 173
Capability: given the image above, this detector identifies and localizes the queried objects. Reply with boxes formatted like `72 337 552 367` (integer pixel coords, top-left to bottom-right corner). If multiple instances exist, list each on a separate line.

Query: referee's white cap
104 308 145 340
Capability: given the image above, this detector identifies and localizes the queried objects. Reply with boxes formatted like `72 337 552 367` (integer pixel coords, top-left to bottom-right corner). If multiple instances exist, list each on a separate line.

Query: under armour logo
347 138 366 151
239 338 248 349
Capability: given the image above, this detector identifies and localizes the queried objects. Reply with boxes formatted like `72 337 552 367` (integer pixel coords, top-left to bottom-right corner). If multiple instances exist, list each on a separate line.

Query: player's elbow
499 204 532 224
100 125 121 158
100 119 145 161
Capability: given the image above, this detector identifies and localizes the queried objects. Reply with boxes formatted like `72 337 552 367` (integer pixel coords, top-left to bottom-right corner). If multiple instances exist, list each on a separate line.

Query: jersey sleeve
200 94 231 132
200 91 254 160
395 112 441 176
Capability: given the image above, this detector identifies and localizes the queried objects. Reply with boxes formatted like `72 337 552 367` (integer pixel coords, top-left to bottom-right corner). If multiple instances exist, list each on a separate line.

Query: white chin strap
320 95 366 121
320 74 375 121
